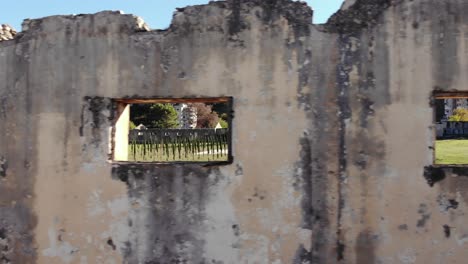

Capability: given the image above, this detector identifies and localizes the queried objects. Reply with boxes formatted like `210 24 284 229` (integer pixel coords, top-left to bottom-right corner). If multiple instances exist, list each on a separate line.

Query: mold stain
355 230 376 264
81 96 114 148
107 238 116 250
416 204 431 228
0 156 7 178
443 225 451 238
437 195 459 212
112 164 213 263
423 166 446 187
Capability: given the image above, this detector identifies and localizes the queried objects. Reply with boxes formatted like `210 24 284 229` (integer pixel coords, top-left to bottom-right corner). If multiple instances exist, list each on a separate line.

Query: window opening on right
435 92 468 165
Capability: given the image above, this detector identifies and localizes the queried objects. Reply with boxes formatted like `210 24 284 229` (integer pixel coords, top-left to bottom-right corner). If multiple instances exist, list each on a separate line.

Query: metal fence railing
128 128 229 162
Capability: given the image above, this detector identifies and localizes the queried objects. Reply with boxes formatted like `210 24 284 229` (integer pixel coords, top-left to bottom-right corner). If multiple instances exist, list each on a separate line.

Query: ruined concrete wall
326 0 468 263
0 0 467 263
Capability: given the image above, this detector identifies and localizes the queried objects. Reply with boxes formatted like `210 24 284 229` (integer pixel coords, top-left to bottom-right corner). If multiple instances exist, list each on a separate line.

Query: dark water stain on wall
437 194 459 212
335 32 355 262
398 224 408 230
0 39 39 263
355 230 377 264
296 137 314 229
423 166 446 187
430 0 462 90
443 225 451 238
80 97 114 148
0 204 37 263
112 164 222 263
0 156 7 177
416 203 431 228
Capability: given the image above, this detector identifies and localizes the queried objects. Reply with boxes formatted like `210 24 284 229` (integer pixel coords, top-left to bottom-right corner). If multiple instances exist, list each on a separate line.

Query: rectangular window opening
434 92 468 165
111 97 233 164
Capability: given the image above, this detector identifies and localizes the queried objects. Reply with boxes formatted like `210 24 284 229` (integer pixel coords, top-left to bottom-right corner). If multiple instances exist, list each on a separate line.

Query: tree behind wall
130 103 179 128
191 103 219 128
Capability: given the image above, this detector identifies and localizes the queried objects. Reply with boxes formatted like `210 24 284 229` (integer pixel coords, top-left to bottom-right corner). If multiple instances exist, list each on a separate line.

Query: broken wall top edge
0 24 17 42
324 0 401 33
1 0 403 46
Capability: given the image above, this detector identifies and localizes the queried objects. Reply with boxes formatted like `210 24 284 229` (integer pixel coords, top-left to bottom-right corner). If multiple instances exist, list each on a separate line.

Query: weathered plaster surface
0 0 467 263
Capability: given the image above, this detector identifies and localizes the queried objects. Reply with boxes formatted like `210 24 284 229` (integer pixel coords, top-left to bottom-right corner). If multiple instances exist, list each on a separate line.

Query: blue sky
3 0 344 31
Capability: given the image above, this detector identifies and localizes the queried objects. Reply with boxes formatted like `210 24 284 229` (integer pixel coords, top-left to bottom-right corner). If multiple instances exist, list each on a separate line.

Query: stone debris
0 24 16 42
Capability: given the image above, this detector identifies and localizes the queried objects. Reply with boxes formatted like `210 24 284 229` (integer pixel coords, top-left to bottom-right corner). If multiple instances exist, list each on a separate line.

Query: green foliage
130 103 179 128
129 121 136 130
192 103 219 128
219 113 228 120
219 118 228 128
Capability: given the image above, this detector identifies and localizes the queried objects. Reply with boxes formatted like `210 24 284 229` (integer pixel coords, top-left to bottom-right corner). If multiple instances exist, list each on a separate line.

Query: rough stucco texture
0 0 468 263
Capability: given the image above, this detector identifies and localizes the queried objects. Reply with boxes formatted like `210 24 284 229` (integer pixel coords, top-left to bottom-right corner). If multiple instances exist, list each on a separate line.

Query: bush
449 108 468 121
130 103 179 128
219 119 228 128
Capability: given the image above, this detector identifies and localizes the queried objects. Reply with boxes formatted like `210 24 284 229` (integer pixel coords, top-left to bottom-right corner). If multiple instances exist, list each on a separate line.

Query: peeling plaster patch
106 215 131 256
238 234 269 263
202 181 239 262
107 196 128 217
80 256 88 264
235 164 243 176
296 228 312 250
80 163 97 173
276 165 302 209
437 194 459 212
455 234 468 246
398 248 417 264
250 173 303 246
43 228 79 263
87 190 105 217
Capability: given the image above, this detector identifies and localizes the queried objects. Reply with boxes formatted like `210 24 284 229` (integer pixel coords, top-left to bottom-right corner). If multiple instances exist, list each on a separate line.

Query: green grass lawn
128 143 228 162
435 139 468 164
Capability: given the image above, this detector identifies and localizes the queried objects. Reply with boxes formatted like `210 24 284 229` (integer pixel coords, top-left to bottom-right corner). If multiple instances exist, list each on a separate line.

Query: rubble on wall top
20 10 149 35
0 24 16 42
0 0 398 45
